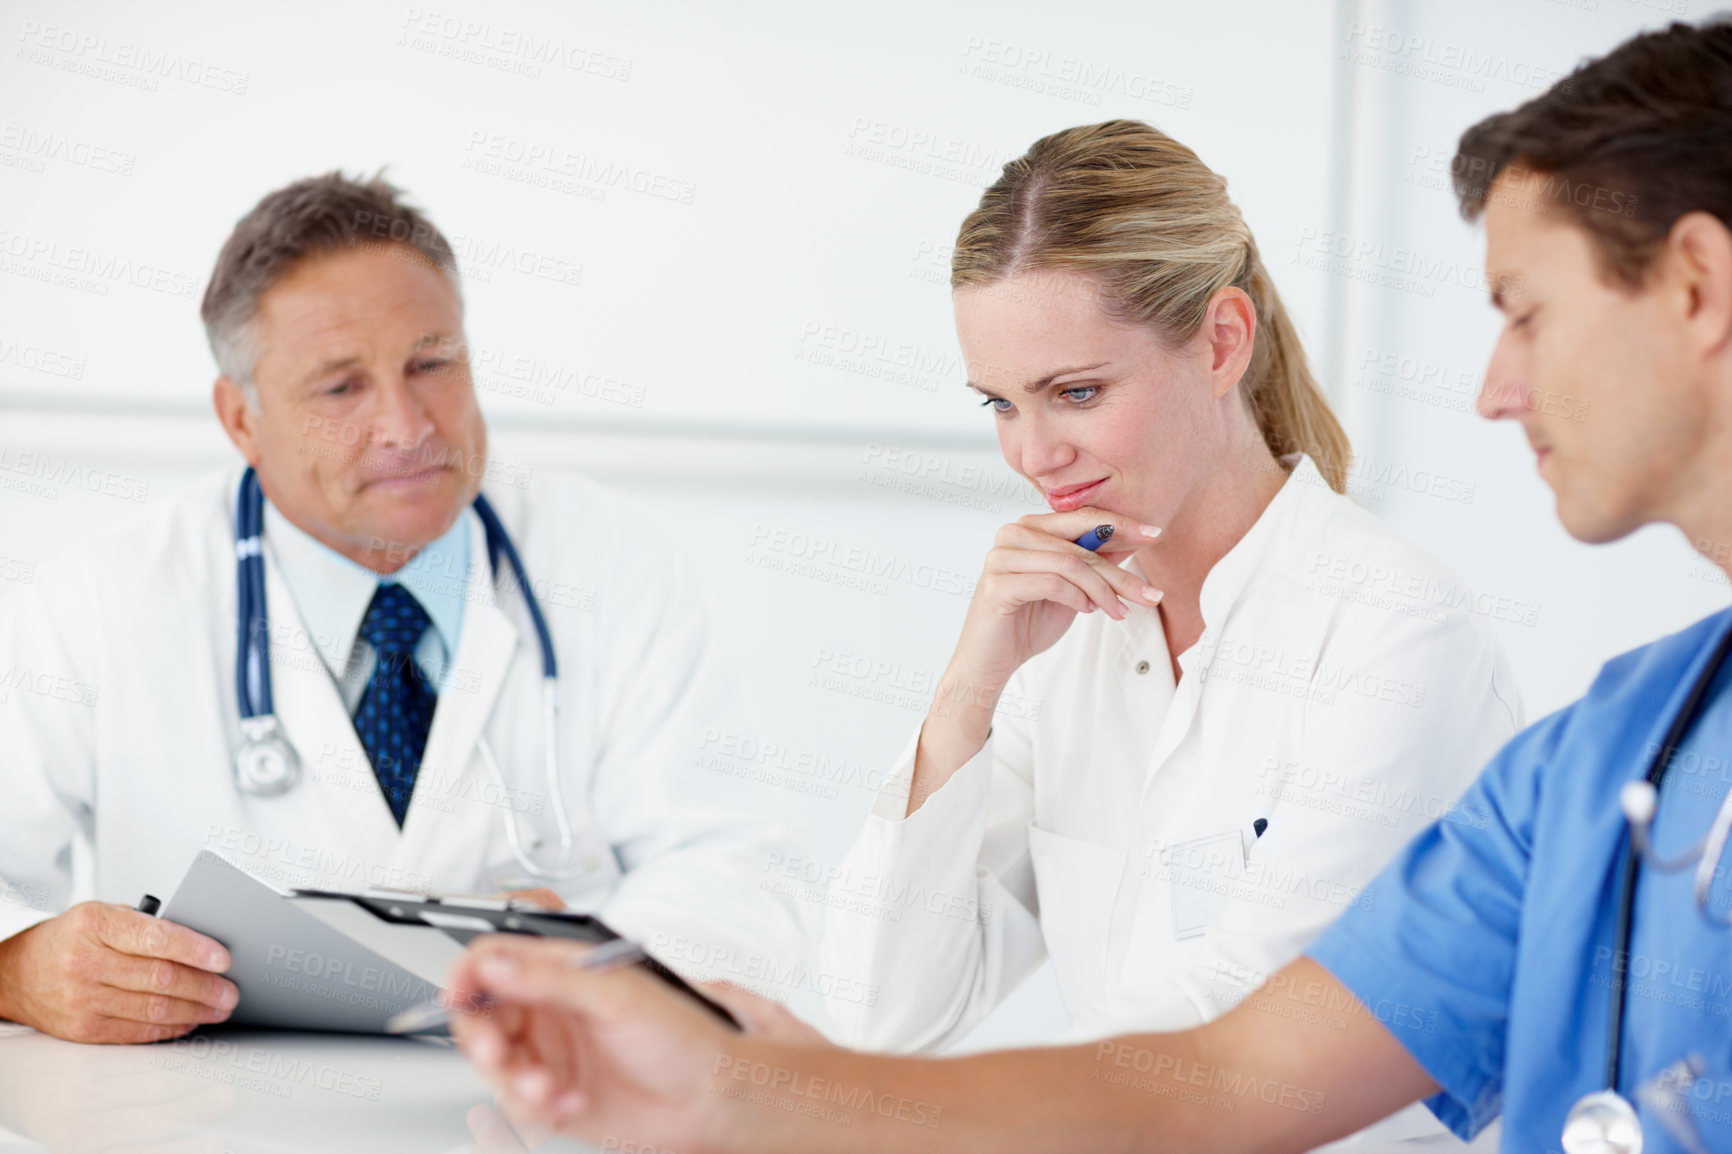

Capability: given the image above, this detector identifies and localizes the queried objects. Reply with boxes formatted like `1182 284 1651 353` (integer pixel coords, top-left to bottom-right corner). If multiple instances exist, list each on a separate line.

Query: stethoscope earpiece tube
232 467 299 796
471 493 557 679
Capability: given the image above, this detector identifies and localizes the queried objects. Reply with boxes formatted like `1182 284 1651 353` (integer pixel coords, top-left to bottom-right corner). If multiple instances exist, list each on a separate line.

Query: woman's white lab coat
0 466 814 978
819 455 1521 1149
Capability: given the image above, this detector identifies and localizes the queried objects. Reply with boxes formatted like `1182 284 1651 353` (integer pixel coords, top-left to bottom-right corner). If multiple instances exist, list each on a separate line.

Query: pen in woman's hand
1074 523 1116 551
386 938 648 1034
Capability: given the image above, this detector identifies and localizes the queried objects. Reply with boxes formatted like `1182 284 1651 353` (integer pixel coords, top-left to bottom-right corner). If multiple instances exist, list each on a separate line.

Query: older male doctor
0 173 812 1044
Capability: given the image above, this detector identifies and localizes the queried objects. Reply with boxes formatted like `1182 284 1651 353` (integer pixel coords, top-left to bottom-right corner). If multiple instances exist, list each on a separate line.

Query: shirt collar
1194 452 1321 629
1117 453 1329 662
262 500 471 674
392 513 471 662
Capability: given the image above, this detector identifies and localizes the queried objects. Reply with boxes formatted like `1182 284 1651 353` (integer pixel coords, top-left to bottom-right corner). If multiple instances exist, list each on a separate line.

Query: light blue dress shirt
1308 608 1732 1154
261 501 470 711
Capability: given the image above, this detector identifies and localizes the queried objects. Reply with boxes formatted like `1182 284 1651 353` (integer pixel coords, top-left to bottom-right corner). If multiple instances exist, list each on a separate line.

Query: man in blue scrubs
438 19 1732 1154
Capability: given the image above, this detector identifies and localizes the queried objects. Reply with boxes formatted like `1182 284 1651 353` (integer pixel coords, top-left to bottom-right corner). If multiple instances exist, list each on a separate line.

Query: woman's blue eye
980 388 1096 412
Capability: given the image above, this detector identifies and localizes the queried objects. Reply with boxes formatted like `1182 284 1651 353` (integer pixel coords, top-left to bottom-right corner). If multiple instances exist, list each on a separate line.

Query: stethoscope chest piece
235 714 301 797
1562 1089 1643 1154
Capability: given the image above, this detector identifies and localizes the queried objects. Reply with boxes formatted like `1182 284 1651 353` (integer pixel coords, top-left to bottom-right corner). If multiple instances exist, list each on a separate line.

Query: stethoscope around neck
1561 621 1732 1154
231 466 596 882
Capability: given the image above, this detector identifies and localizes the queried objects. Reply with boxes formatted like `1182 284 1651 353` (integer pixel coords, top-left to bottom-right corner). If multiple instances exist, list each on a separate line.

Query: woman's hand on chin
952 506 1164 685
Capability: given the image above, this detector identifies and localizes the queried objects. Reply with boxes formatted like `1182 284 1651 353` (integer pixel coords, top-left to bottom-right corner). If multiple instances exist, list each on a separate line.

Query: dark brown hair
953 120 1351 493
200 171 458 386
1453 18 1732 288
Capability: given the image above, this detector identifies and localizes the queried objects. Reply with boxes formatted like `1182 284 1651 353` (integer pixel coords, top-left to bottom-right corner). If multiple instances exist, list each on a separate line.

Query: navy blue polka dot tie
353 583 436 827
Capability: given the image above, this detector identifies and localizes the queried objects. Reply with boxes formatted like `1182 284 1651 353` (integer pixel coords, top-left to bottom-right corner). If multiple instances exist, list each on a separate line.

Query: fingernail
218 983 239 1011
1143 586 1163 603
479 955 519 981
469 1030 503 1068
206 948 230 971
1141 525 1161 538
513 1069 552 1102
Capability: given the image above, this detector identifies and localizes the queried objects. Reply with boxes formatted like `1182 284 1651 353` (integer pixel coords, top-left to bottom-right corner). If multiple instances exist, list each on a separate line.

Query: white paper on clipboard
159 851 453 1034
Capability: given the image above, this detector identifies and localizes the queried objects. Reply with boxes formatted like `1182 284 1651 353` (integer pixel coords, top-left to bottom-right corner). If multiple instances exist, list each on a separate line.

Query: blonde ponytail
1241 253 1351 492
953 120 1351 493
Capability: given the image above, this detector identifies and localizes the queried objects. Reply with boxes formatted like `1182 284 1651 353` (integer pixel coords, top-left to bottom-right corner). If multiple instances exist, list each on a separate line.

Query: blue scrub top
1309 608 1732 1154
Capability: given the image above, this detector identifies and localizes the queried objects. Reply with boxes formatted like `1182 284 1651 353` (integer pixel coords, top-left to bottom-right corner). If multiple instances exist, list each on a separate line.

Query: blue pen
1074 524 1114 552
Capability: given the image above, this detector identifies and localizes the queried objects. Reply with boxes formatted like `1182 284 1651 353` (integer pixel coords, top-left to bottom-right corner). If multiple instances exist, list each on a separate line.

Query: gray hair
200 171 461 395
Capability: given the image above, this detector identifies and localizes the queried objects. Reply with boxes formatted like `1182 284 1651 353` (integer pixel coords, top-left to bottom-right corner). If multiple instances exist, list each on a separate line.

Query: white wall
1326 0 1731 724
2 0 1725 1049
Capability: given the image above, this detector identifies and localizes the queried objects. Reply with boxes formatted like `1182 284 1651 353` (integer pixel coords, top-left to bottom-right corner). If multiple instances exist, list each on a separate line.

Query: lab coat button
1134 660 1151 675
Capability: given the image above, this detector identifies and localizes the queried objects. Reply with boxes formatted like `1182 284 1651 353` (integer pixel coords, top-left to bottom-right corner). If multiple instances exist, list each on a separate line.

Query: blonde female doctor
817 121 1521 1151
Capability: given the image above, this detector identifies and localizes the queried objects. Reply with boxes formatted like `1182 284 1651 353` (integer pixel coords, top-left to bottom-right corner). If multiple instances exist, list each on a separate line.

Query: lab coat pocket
1166 829 1247 941
1026 824 1127 1024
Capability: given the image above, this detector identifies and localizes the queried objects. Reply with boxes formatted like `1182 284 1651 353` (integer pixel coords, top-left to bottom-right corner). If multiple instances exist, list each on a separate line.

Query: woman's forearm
705 1036 1165 1154
702 958 1431 1154
904 664 1003 816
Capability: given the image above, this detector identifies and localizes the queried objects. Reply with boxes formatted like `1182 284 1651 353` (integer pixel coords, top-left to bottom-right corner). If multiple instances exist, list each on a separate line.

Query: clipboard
159 850 739 1034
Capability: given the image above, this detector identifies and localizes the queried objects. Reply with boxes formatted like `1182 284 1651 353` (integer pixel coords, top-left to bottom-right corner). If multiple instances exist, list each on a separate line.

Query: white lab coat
0 465 815 980
819 456 1522 1151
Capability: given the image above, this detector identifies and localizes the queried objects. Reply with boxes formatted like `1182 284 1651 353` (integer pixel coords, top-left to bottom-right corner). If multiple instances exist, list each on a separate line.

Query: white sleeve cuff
867 725 995 827
0 905 53 949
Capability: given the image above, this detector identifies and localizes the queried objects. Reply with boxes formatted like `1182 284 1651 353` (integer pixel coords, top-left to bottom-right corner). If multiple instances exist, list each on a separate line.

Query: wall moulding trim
0 392 1013 491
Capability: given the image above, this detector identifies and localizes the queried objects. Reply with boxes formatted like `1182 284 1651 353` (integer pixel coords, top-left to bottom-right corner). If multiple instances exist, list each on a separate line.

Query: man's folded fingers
97 988 234 1028
101 954 238 1013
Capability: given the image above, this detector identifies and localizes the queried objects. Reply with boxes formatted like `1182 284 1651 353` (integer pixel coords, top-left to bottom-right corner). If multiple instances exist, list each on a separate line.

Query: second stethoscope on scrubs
1560 622 1732 1154
230 466 597 882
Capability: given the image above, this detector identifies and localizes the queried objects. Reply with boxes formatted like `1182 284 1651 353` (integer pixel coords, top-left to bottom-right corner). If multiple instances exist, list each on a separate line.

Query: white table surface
0 1023 599 1154
0 1023 1508 1154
